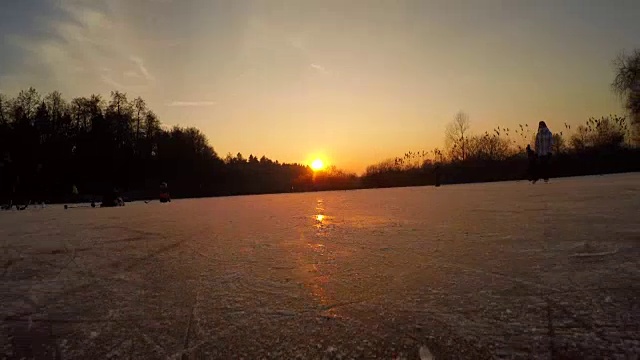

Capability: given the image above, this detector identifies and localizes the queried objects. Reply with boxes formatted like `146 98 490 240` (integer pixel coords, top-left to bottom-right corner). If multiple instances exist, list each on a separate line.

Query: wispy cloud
100 74 126 90
130 56 155 81
167 101 216 107
6 0 156 93
310 63 329 74
123 70 141 78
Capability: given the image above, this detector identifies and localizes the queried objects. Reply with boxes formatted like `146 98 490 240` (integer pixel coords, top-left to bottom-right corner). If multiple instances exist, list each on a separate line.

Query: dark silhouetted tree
552 133 567 154
612 49 640 143
467 132 511 161
0 88 362 203
570 116 627 150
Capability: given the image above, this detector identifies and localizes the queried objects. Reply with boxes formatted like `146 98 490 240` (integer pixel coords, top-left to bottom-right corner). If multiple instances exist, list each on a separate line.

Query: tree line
362 112 640 188
0 89 360 203
0 49 638 203
363 49 640 187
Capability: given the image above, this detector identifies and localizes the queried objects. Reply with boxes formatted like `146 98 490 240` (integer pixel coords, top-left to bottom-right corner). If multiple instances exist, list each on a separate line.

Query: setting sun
311 159 325 171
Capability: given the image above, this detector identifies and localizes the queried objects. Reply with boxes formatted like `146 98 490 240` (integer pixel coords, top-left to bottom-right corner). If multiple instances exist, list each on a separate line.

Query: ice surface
1 173 639 359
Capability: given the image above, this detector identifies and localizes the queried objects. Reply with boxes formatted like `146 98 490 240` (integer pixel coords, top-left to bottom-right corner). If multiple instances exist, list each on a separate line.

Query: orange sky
1 0 639 173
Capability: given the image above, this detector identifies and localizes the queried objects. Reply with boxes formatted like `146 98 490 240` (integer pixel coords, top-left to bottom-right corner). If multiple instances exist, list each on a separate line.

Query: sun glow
311 159 325 171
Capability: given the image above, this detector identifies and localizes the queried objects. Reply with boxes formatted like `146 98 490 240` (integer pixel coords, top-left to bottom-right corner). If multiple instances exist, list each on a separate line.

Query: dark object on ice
159 182 171 203
64 204 68 210
101 188 125 207
91 201 96 208
526 144 538 183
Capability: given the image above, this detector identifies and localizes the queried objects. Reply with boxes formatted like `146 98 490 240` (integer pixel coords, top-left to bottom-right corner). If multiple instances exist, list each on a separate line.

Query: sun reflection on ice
303 198 336 314
314 199 327 228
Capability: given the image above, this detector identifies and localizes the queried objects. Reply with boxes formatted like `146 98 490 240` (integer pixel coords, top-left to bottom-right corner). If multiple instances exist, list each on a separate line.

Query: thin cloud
124 70 141 78
310 63 329 74
130 56 155 81
7 0 156 94
100 73 126 90
167 101 216 107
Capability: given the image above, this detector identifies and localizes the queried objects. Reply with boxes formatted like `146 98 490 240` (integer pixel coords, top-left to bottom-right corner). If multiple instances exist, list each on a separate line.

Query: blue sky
1 0 639 172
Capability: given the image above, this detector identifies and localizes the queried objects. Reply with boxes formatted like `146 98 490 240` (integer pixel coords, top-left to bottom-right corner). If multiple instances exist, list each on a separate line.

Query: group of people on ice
0 154 170 210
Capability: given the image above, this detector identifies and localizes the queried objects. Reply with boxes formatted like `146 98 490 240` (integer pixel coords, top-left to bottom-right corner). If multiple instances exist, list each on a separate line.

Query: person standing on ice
534 121 554 183
159 182 170 203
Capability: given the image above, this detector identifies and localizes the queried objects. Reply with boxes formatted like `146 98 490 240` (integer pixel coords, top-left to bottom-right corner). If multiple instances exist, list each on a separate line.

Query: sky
1 0 639 173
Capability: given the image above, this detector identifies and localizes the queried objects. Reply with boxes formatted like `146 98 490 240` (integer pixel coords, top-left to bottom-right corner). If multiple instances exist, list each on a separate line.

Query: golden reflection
307 242 325 253
281 198 339 318
314 199 327 228
309 274 330 308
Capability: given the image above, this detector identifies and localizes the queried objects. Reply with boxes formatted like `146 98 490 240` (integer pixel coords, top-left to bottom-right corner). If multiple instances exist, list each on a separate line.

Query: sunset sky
1 0 639 173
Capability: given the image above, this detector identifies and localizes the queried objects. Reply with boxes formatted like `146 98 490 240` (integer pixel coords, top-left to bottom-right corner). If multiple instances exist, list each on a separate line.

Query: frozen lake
1 173 639 359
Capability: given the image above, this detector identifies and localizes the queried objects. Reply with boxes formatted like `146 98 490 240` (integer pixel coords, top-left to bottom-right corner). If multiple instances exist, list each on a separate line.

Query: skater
534 121 554 183
71 184 79 203
159 182 171 203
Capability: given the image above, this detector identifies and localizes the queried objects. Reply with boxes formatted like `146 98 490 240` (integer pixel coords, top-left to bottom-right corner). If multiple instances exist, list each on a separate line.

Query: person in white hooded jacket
534 121 554 182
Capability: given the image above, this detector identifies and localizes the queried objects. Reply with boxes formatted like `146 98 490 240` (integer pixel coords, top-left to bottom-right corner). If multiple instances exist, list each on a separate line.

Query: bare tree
133 96 147 142
612 49 640 143
71 97 89 132
46 91 67 134
13 87 41 124
108 91 130 117
445 111 471 161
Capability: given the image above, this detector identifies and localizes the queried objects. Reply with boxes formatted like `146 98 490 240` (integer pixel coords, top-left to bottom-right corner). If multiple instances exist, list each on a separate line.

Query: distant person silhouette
101 187 124 207
526 144 538 183
159 182 171 203
71 184 79 203
534 121 554 183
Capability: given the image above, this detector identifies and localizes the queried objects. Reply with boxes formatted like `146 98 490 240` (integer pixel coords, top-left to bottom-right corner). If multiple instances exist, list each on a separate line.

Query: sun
311 159 325 171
